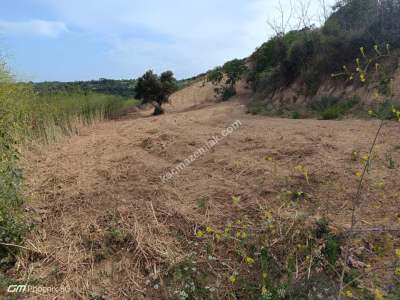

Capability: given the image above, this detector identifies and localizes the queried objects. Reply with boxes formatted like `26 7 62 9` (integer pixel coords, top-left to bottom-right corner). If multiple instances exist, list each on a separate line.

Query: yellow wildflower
206 226 214 233
392 106 400 121
196 230 204 238
345 290 353 298
362 154 369 161
232 196 241 205
295 165 303 172
396 248 400 258
374 288 384 300
261 286 268 296
395 267 400 276
264 211 272 220
245 257 255 265
356 171 362 178
229 274 237 284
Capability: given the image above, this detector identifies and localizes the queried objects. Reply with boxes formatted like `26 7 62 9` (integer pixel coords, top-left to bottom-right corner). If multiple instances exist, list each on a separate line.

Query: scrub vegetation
0 61 138 266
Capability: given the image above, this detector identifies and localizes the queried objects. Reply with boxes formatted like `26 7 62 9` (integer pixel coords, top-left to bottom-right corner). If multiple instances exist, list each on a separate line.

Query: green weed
291 111 300 119
310 96 359 120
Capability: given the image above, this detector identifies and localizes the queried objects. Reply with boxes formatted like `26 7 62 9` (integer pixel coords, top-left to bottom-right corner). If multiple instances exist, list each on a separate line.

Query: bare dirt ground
11 81 400 299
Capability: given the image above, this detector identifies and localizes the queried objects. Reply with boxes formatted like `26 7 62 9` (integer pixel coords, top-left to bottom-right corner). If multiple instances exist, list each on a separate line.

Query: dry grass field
7 81 399 299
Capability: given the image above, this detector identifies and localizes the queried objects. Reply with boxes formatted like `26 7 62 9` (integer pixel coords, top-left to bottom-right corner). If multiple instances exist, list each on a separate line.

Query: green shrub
252 37 288 73
222 59 247 87
302 68 322 96
221 86 236 101
246 100 273 116
0 211 28 263
291 111 300 119
320 109 341 120
206 67 223 85
310 96 341 113
320 97 360 120
207 59 247 101
375 100 400 120
309 96 360 120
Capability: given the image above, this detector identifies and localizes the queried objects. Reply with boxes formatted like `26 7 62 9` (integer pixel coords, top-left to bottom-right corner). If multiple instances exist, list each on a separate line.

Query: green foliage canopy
206 59 248 101
134 70 178 115
222 59 248 87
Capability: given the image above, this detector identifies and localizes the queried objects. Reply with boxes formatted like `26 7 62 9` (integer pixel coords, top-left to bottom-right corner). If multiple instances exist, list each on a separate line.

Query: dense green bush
310 96 341 113
291 111 300 119
309 96 360 120
207 59 247 100
246 99 275 116
320 102 355 120
248 0 400 97
221 85 237 101
222 59 247 88
252 37 288 74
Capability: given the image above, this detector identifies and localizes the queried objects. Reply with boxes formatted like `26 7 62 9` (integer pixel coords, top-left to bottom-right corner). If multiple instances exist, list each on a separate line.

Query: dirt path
17 81 400 299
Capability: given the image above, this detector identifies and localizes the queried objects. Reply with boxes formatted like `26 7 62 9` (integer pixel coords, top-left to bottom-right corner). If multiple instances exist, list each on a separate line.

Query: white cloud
0 19 68 38
40 0 276 76
32 0 336 78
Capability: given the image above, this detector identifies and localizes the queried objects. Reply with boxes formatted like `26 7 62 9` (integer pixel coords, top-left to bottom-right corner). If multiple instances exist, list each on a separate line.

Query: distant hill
30 73 208 98
32 78 136 97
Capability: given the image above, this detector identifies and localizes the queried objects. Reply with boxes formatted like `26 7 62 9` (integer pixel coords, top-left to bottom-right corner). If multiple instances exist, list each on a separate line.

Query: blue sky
0 0 332 82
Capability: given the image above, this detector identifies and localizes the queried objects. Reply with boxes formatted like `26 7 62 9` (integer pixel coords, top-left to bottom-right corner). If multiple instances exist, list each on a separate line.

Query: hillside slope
11 82 400 299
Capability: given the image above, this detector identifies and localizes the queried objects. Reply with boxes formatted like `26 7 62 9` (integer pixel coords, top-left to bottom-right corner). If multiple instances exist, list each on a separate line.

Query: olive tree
135 70 178 115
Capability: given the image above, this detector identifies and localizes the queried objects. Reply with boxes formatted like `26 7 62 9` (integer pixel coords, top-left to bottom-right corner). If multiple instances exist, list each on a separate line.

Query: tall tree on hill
135 70 178 115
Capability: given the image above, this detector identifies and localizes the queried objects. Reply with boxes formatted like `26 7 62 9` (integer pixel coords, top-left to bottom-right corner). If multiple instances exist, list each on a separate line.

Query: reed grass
0 62 138 259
